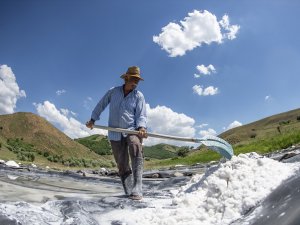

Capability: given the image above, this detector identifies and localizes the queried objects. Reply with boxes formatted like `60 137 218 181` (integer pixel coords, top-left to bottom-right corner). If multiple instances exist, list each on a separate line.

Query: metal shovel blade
198 136 234 160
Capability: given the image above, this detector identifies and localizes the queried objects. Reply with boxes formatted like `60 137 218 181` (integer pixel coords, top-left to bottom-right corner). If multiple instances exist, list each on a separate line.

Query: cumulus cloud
153 10 240 57
193 85 219 96
224 120 243 131
0 65 26 114
144 104 196 146
33 101 106 139
194 64 216 78
56 89 66 96
199 128 217 137
219 15 240 40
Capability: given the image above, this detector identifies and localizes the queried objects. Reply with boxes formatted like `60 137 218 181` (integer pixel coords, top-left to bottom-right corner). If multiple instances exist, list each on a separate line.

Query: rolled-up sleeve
91 88 113 121
135 93 147 129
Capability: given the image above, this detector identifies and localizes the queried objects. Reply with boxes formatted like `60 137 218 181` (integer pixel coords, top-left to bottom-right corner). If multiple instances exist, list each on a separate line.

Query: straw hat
120 66 144 81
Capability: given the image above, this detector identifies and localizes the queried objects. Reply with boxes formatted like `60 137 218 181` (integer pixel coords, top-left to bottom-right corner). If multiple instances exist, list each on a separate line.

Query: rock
0 159 5 164
151 173 160 178
173 172 184 177
5 160 20 168
99 167 108 175
183 171 195 176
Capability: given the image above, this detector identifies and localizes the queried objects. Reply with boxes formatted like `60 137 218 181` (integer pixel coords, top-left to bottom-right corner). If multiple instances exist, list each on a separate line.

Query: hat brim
120 74 144 81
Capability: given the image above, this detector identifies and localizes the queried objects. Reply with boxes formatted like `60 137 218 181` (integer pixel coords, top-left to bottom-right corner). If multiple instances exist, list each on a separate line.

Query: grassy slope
143 144 179 159
145 108 300 169
2 108 300 170
75 134 112 155
0 112 112 168
75 136 183 160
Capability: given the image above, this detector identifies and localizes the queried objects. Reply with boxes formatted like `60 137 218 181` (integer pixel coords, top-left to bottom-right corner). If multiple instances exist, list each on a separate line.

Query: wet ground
0 165 190 225
0 146 300 225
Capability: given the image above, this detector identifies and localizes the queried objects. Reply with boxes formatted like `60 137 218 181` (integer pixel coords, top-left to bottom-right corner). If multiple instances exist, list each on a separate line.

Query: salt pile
98 152 300 225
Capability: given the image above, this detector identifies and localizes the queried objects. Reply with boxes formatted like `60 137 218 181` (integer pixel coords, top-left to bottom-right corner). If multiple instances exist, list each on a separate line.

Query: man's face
125 76 140 90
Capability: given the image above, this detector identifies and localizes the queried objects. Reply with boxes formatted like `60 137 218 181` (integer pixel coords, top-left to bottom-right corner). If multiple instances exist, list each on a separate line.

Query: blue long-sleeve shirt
91 85 147 141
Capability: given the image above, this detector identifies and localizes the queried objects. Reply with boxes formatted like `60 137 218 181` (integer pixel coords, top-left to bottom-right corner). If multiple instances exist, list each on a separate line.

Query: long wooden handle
93 125 199 143
93 125 234 159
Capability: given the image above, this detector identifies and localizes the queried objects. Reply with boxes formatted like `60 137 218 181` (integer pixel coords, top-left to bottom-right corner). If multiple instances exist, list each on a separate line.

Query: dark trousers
110 134 144 196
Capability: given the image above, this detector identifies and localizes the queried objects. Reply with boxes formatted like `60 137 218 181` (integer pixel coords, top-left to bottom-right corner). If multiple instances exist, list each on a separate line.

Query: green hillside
0 112 113 168
74 134 112 155
145 107 300 169
2 108 300 170
74 135 189 160
220 108 300 145
143 144 178 159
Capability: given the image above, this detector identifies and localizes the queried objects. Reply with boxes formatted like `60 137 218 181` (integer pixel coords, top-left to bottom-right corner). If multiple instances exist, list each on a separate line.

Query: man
86 66 147 200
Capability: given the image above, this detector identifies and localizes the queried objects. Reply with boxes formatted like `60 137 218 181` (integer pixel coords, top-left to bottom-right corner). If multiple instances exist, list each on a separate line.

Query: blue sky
1 0 300 146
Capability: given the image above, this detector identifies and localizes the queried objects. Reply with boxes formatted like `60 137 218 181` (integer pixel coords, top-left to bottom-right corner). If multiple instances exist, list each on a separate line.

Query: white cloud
219 15 240 40
193 85 219 96
194 64 216 78
265 95 271 101
225 120 243 131
0 65 26 114
33 101 106 139
144 104 197 147
199 128 217 137
153 10 240 57
197 123 208 128
56 89 66 96
60 108 77 117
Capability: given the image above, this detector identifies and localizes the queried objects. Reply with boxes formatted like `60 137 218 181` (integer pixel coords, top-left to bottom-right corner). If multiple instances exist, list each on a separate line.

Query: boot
130 156 143 197
120 172 133 196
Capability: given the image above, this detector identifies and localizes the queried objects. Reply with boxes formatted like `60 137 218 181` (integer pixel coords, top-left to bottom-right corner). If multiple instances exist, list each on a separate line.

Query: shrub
17 152 35 162
110 161 116 167
297 116 300 121
279 120 291 125
277 126 281 134
29 153 35 161
47 155 54 162
177 147 189 157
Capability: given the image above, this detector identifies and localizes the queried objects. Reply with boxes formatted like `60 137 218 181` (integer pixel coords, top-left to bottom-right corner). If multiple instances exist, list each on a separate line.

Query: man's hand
138 127 147 138
86 120 94 129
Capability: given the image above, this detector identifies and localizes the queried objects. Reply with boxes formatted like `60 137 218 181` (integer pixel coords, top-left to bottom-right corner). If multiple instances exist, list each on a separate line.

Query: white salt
96 153 300 225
